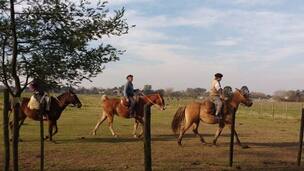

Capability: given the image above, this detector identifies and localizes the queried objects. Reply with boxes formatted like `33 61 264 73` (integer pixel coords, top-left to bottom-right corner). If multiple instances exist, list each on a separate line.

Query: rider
209 73 223 120
28 79 50 112
124 74 139 117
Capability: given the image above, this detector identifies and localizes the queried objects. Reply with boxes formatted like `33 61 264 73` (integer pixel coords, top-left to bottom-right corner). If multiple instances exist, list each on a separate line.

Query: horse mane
101 95 109 101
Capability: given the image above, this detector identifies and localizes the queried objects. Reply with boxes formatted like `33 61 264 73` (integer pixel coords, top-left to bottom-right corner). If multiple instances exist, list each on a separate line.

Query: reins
139 92 164 110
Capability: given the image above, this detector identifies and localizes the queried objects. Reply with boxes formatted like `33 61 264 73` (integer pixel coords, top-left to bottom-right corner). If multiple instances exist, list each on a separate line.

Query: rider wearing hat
210 73 223 120
124 74 138 117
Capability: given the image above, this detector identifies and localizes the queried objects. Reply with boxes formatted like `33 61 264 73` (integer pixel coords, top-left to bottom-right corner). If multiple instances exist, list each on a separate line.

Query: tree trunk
3 89 10 171
12 99 20 171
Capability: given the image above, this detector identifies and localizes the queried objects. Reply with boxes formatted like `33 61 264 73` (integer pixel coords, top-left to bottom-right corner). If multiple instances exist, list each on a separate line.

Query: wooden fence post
285 103 288 119
3 89 10 171
40 108 44 171
271 103 274 120
229 109 236 167
144 104 152 171
297 108 304 166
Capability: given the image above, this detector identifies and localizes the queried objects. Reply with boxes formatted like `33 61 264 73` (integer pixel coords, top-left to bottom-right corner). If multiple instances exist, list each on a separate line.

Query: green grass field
1 94 304 171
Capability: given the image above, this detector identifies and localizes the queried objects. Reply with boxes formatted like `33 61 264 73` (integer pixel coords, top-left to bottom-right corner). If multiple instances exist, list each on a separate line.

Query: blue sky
82 0 304 94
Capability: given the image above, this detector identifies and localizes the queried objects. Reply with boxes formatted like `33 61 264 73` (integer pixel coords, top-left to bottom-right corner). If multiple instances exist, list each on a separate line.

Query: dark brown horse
92 93 165 138
10 90 82 141
171 86 253 147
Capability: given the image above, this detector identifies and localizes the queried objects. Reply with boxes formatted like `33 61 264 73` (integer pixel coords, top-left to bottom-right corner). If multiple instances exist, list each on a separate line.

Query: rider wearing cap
210 73 223 120
124 75 139 117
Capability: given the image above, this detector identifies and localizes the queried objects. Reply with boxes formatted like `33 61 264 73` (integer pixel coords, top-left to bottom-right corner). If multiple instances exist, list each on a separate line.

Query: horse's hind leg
192 121 206 144
92 112 107 135
177 120 193 146
108 116 118 137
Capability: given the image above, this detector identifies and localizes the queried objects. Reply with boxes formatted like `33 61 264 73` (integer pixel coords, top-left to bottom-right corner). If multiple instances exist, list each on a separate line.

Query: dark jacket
124 81 134 97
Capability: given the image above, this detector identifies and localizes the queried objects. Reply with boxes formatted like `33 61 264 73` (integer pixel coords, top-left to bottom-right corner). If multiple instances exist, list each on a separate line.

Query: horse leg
10 116 25 141
192 121 206 144
47 121 54 142
177 120 193 146
136 117 144 138
133 119 139 138
52 121 58 137
107 116 118 137
228 125 249 149
92 112 107 135
212 123 225 146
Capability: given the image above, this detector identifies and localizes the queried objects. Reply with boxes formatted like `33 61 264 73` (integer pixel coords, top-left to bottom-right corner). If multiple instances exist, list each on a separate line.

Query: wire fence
238 100 304 120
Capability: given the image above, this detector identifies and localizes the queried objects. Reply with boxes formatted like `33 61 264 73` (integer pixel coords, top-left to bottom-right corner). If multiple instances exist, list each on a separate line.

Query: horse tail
171 106 186 134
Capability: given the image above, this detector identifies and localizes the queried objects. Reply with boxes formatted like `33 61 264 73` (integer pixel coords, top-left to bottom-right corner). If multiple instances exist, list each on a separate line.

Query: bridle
139 92 165 110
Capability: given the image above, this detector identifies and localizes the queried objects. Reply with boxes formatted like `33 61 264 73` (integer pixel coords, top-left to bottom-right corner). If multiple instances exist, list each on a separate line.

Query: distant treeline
1 85 303 102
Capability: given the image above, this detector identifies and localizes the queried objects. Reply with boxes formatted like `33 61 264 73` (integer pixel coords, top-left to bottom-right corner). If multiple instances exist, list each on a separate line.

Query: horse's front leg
45 121 54 142
229 125 249 149
136 117 144 138
133 119 139 138
52 121 58 136
212 123 225 146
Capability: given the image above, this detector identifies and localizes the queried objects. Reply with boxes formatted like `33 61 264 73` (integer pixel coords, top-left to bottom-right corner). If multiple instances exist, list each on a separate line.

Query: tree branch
1 36 14 96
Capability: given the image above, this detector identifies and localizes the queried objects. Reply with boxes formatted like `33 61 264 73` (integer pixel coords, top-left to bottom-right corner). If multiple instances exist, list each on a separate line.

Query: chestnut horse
171 86 253 147
10 90 82 141
92 93 165 137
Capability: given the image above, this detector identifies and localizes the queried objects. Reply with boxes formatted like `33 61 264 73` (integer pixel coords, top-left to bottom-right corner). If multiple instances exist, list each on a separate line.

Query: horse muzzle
77 103 82 108
245 100 253 107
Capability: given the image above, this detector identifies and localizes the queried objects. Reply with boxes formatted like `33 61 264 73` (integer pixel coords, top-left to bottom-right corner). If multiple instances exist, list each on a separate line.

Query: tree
1 0 131 170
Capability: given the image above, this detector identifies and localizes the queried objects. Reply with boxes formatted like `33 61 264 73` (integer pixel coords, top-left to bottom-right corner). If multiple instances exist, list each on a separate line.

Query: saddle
28 93 51 111
120 96 139 108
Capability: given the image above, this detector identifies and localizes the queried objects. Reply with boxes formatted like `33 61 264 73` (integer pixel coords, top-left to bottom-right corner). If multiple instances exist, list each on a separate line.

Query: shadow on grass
246 141 298 148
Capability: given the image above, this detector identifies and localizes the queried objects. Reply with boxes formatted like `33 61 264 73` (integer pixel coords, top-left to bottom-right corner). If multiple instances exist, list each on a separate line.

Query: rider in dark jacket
124 75 138 117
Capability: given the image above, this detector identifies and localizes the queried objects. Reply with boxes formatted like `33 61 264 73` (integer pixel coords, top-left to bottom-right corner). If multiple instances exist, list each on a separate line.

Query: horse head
63 89 82 108
147 93 166 110
235 86 253 107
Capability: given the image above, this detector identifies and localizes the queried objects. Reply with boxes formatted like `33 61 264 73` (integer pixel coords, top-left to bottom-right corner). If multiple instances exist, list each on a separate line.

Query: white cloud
83 3 304 93
107 0 152 6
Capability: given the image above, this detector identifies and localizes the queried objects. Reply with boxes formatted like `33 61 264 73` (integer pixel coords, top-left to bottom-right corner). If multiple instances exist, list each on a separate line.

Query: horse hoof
92 132 96 136
201 141 207 145
178 142 182 146
114 134 119 138
241 145 250 149
133 135 138 138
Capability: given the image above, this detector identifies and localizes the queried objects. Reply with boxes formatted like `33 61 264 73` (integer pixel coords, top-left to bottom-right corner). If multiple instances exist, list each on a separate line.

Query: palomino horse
171 86 253 147
10 90 82 141
92 93 165 138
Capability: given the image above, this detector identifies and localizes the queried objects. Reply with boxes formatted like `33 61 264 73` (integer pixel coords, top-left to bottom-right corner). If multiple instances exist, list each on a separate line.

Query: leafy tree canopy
0 0 131 91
